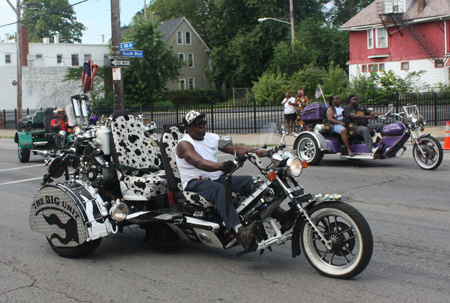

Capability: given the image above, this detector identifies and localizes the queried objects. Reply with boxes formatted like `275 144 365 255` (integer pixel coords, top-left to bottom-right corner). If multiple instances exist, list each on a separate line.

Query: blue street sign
119 42 134 50
121 50 144 58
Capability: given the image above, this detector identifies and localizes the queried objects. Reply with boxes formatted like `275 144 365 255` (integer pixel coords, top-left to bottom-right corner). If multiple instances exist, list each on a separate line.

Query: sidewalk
1 126 447 144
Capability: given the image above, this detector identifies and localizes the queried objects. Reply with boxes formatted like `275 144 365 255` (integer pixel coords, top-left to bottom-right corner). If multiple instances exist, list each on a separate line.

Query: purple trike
292 103 443 170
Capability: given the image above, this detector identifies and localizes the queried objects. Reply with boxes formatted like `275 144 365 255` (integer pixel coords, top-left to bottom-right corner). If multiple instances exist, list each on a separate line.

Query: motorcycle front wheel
413 136 443 170
47 238 102 258
301 202 373 279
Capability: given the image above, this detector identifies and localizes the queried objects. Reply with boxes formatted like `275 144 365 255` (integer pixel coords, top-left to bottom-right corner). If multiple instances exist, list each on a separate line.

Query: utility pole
111 0 124 110
144 0 147 20
290 0 295 47
7 0 23 128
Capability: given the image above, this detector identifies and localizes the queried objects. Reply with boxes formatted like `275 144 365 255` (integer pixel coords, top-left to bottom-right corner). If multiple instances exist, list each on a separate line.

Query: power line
0 0 90 29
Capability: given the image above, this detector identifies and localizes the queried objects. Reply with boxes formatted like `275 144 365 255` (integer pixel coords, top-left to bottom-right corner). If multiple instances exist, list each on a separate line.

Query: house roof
340 0 450 30
160 17 211 52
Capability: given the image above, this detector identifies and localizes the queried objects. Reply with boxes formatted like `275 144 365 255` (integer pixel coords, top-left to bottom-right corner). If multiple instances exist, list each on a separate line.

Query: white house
0 33 109 110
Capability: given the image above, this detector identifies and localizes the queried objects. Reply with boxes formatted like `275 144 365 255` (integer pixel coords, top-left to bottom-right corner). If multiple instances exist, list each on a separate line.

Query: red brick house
340 0 450 88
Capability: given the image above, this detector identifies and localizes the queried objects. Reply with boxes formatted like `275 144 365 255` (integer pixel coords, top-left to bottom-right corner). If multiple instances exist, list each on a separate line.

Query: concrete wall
1 66 81 110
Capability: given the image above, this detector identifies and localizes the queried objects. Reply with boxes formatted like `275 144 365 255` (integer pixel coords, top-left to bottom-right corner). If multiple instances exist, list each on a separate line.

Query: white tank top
176 133 222 189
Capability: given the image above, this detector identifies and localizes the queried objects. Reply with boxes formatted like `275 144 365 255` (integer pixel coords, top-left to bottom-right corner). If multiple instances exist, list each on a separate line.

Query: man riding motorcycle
175 110 274 250
343 94 390 156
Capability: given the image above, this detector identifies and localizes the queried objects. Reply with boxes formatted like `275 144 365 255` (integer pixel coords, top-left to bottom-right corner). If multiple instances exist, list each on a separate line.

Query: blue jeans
185 175 253 230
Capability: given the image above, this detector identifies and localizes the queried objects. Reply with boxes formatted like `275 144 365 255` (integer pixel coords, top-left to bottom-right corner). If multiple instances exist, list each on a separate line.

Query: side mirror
219 136 233 149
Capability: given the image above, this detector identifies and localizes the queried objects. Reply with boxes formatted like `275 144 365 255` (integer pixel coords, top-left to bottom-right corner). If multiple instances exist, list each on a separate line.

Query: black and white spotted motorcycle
29 101 373 279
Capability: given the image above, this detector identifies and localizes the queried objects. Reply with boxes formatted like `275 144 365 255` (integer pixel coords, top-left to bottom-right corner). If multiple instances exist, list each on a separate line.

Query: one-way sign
110 59 130 67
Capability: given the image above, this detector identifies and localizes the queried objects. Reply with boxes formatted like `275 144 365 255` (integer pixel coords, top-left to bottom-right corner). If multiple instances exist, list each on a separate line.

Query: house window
362 65 368 72
71 54 79 66
185 31 191 45
435 60 444 68
57 54 63 64
367 29 373 49
187 53 194 67
401 62 409 70
36 53 43 59
5 54 11 64
369 64 378 72
84 54 91 62
376 28 388 48
177 31 183 44
188 77 195 89
379 63 385 71
179 79 186 90
178 53 185 61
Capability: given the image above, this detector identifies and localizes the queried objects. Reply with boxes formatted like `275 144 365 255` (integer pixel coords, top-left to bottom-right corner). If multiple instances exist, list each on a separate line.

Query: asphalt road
1 138 449 302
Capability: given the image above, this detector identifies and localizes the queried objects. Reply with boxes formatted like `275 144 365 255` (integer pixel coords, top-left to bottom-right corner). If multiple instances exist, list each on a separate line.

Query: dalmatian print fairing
112 115 162 170
111 114 168 199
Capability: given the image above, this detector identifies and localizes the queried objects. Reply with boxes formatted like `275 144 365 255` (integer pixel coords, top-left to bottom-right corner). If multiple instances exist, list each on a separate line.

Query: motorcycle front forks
274 176 333 251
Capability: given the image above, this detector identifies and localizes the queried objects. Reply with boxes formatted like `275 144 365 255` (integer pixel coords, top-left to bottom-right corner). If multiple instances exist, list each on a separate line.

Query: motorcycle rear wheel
47 237 102 258
413 136 443 170
301 202 373 279
295 134 323 165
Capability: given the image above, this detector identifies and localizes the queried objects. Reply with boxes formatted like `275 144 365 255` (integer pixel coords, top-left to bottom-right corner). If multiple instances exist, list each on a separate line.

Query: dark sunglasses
191 120 207 127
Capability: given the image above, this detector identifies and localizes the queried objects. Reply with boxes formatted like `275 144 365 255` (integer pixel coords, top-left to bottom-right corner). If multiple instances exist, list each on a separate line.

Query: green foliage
320 61 349 100
435 81 450 93
268 40 316 75
21 0 86 43
251 72 287 105
122 16 184 106
164 88 227 104
287 63 326 99
327 0 374 26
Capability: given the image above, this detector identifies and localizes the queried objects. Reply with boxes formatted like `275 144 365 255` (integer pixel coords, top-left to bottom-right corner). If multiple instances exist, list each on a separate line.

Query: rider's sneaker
371 147 380 157
236 224 257 250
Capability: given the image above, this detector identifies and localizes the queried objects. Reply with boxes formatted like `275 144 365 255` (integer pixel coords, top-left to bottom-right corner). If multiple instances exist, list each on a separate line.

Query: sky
0 0 146 44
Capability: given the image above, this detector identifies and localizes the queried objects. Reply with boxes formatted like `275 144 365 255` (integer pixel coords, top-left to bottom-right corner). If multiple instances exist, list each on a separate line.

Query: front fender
15 131 33 149
293 131 329 151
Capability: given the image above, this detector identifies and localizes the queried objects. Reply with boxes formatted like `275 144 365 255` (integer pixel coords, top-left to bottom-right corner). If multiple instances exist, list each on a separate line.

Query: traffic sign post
120 42 134 50
110 59 130 67
121 50 144 58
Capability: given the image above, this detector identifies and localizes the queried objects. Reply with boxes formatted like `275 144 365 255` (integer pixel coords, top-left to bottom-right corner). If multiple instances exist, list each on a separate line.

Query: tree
122 16 184 105
21 0 86 43
327 0 374 26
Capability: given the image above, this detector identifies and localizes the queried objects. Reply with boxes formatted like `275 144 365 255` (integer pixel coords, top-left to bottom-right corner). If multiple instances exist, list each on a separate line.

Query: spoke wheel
18 146 30 163
301 203 373 279
295 134 323 165
413 136 443 170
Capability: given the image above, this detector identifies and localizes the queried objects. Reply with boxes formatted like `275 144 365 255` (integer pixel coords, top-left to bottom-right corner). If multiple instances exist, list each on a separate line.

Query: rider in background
324 95 354 157
343 94 389 156
51 108 67 132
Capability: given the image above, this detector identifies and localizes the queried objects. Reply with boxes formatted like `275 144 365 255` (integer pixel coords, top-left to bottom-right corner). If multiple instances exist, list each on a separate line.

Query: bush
251 72 288 105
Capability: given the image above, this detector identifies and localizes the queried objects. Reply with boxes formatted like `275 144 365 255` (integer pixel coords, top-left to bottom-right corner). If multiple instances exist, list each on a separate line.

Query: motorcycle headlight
411 113 419 124
110 203 128 222
73 126 82 135
286 157 303 178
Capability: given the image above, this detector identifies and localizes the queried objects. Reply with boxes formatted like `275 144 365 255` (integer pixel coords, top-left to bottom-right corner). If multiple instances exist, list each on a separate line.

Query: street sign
112 68 121 80
120 42 134 50
111 59 130 67
121 50 144 58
